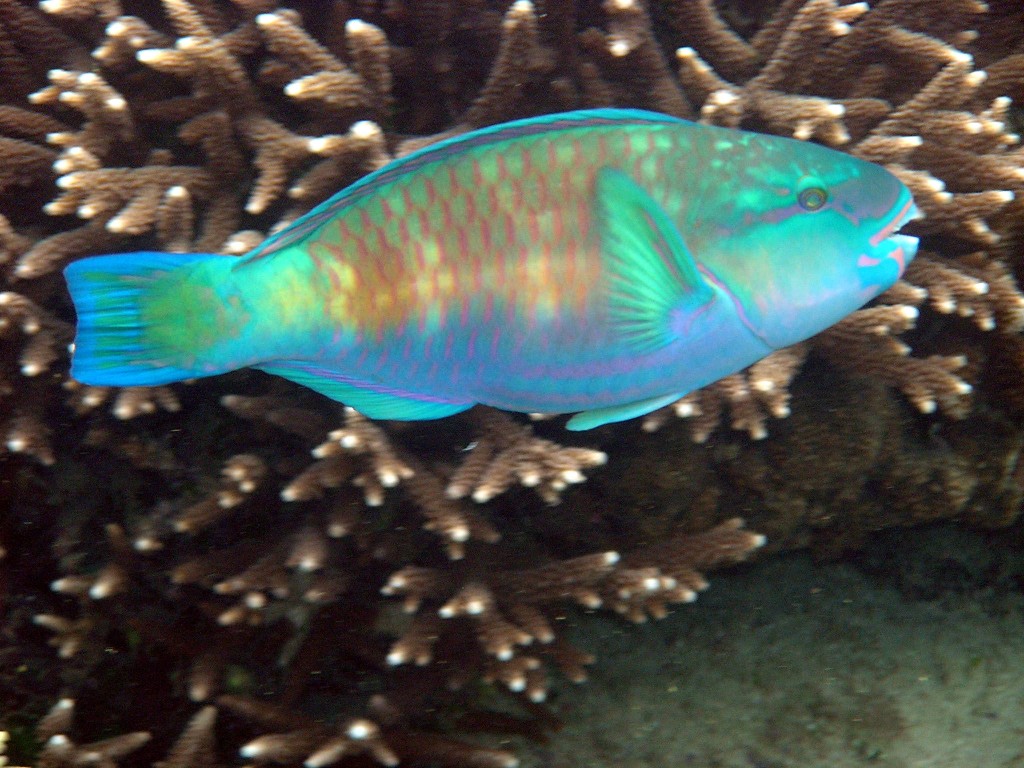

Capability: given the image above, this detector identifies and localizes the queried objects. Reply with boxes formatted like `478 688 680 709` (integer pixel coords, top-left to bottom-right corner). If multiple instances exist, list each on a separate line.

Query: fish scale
312 133 605 349
64 109 919 430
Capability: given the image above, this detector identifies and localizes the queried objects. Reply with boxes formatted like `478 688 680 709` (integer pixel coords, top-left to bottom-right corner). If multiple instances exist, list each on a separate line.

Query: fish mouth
870 195 921 246
868 196 921 278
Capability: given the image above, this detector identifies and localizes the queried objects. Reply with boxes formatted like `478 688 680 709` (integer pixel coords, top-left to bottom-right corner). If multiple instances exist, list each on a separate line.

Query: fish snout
859 199 921 289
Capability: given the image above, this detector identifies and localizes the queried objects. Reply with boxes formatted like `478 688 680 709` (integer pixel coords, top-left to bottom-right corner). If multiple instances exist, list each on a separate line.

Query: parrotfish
64 109 919 430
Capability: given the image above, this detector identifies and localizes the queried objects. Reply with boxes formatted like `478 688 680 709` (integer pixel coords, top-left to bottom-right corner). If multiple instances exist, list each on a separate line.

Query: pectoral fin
595 167 715 354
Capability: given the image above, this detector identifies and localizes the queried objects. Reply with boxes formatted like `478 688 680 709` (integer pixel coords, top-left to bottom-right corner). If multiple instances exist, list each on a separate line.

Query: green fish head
700 135 919 350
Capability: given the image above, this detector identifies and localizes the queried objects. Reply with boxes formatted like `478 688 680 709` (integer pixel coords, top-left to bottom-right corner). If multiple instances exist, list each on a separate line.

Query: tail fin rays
64 251 238 387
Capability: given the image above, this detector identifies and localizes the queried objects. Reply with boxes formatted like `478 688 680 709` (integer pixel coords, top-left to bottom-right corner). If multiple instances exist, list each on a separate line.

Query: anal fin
256 362 473 421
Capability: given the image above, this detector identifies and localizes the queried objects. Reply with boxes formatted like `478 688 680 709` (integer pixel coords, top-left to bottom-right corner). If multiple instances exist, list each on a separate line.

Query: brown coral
4 2 1024 767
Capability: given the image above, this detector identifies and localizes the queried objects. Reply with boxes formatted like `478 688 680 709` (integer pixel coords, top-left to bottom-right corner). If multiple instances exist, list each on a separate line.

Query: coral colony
1 1 1024 766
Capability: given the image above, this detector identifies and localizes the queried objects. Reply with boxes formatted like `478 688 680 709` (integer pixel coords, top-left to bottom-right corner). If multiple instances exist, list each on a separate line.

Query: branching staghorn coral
218 694 522 768
30 393 761 765
4 1 1024 766
28 698 151 768
641 343 809 441
383 517 763 700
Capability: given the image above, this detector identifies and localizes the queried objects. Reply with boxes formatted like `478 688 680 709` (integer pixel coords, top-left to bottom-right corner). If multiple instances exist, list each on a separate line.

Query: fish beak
869 198 920 279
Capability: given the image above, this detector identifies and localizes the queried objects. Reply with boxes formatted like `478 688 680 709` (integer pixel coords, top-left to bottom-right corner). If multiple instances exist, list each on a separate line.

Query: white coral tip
351 120 381 139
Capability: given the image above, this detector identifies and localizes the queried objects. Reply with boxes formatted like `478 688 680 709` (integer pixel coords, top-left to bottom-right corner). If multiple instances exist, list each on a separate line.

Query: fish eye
798 187 828 211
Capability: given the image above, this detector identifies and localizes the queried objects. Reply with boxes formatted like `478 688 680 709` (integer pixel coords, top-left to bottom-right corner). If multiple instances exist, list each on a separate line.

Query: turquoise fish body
65 109 919 429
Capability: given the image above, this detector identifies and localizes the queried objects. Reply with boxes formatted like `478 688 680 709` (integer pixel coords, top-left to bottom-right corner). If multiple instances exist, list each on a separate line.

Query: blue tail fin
64 251 239 387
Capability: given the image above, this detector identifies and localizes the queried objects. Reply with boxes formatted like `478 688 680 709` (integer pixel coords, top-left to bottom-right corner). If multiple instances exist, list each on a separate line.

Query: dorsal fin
240 109 691 264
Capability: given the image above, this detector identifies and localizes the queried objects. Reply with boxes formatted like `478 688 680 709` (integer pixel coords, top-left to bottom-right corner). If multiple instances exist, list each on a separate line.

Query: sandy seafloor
503 524 1024 768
